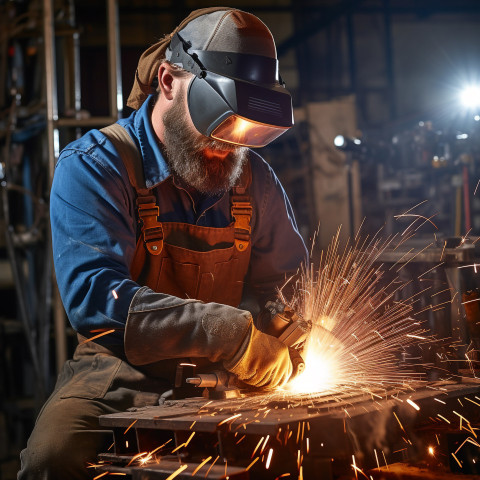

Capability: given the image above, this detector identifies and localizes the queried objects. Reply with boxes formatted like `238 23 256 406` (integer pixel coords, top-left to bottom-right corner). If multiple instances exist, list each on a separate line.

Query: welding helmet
165 10 294 148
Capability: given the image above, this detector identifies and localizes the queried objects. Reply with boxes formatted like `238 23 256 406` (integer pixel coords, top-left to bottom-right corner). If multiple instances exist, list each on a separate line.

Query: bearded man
19 7 307 479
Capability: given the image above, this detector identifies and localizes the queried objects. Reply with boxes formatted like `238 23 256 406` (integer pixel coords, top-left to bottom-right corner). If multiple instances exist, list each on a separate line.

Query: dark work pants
18 341 171 480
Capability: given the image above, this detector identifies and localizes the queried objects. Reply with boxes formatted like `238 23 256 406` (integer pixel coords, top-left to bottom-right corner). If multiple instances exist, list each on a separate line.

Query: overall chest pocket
156 243 244 305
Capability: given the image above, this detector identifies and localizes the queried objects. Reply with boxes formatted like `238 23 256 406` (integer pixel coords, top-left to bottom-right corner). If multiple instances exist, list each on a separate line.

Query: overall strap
100 123 164 255
231 160 253 252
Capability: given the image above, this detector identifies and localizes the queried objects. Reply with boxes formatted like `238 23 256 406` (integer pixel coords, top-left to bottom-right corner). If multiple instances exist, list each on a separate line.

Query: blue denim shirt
50 95 307 344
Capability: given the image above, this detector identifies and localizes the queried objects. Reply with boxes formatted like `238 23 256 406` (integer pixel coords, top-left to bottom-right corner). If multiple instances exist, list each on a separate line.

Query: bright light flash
334 135 345 148
459 85 480 109
288 347 339 393
428 446 435 456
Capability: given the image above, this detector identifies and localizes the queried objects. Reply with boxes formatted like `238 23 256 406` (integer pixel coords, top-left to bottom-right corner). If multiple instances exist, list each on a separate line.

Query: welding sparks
266 448 274 469
191 456 212 476
164 464 188 480
284 228 427 396
406 399 420 411
80 329 116 345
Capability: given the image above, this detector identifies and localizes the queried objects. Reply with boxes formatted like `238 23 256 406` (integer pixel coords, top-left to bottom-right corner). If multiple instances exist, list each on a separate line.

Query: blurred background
2 0 480 477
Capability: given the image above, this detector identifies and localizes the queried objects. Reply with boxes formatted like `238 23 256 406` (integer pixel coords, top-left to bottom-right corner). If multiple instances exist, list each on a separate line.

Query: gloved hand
124 287 292 389
256 300 309 350
223 323 293 389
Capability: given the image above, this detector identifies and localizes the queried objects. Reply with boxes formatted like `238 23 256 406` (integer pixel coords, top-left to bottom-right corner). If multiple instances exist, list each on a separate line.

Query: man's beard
162 89 248 195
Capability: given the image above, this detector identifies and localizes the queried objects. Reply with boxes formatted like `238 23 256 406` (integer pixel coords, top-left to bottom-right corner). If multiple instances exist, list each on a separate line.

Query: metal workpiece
377 238 475 265
97 378 480 479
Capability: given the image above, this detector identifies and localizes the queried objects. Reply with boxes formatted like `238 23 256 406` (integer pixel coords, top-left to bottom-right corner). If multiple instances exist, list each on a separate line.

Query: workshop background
2 0 480 479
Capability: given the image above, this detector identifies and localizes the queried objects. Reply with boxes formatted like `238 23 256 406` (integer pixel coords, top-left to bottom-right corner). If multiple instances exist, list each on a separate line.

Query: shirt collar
133 95 171 188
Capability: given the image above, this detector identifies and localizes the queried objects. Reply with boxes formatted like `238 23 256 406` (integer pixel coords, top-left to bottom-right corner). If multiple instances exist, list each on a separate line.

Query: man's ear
157 63 175 101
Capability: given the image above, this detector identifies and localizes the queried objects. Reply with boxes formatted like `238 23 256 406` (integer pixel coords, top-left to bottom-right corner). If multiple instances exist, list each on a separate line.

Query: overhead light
334 135 346 148
334 135 362 151
459 85 480 109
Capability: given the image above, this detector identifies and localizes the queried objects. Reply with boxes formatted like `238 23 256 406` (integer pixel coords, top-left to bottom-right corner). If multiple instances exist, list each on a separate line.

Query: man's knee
19 396 113 480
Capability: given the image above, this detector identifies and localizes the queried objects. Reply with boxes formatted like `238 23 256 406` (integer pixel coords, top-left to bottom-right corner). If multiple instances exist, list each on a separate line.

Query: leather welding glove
124 286 291 389
223 324 293 389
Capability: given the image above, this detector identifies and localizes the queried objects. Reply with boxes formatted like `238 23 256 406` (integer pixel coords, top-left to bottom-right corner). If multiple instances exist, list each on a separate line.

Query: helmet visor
211 114 290 148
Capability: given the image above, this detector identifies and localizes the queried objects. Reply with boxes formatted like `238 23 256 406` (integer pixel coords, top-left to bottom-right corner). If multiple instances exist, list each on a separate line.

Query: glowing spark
451 452 463 468
191 456 212 476
406 399 420 411
297 450 302 470
382 451 389 470
438 414 451 424
251 437 264 458
419 262 445 278
80 329 115 344
394 213 438 230
246 457 259 471
126 452 148 466
306 437 310 454
150 439 172 455
374 449 380 471
266 449 274 469
455 437 480 455
190 421 196 429
465 397 480 407
434 398 446 404
235 435 246 445
352 455 358 480
165 464 188 480
440 241 447 261
123 420 137 435
93 473 109 480
393 412 406 433
453 411 470 424
406 334 427 340
205 456 219 477
172 443 186 453
217 413 242 426
184 432 196 447
428 446 435 456
260 435 270 454
112 290 118 299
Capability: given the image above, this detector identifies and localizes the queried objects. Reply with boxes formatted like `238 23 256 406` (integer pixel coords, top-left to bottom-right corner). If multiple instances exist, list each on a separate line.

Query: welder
19 7 307 479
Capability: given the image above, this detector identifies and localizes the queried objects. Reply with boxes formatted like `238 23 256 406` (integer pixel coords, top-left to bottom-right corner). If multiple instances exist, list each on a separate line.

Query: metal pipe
107 0 123 120
43 0 67 376
42 0 58 183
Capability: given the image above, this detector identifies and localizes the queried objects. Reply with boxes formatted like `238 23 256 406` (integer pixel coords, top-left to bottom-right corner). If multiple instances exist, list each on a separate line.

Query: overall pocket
59 353 122 400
